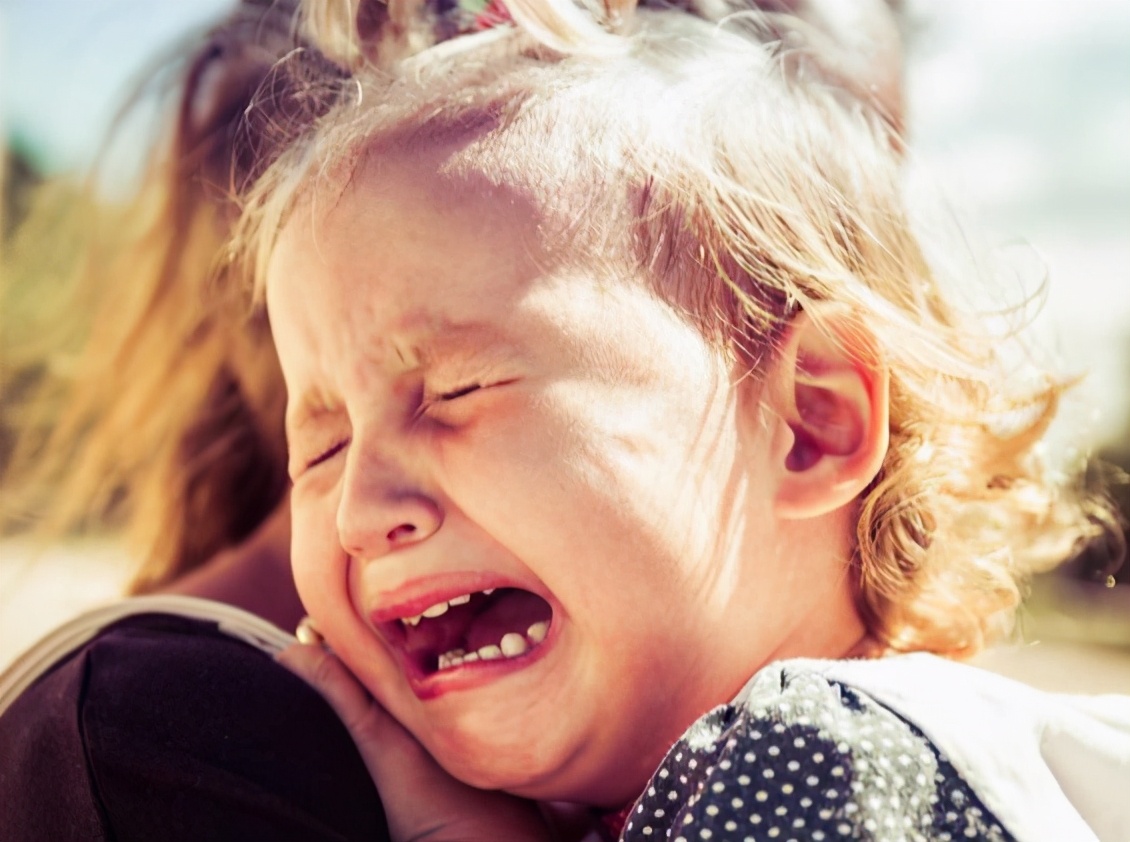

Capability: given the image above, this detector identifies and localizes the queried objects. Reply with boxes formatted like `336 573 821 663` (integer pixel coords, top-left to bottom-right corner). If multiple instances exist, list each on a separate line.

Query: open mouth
378 588 553 678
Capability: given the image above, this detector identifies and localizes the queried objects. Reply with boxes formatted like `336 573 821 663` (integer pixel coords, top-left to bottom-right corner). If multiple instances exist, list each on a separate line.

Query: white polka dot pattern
621 666 1013 841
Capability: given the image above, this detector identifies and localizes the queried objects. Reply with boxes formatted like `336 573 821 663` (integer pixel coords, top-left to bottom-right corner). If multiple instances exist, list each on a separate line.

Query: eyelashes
429 377 518 408
410 380 485 425
306 438 350 470
435 382 482 401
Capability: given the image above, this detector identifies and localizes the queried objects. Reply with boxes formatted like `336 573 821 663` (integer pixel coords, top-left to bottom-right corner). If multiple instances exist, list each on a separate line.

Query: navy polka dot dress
621 665 1014 842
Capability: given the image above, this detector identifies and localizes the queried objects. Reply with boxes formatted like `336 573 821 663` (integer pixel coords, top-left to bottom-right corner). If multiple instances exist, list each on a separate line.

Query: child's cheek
430 386 548 471
287 479 347 613
436 380 668 548
430 383 562 494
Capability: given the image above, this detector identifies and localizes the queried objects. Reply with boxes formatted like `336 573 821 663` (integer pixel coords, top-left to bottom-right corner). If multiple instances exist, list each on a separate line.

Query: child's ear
762 306 889 520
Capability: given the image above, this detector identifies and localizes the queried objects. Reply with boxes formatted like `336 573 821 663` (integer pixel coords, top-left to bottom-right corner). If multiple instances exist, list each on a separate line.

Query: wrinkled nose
336 454 443 559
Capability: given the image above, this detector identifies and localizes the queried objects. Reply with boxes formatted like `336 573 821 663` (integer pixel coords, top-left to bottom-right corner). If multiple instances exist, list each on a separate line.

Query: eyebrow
403 316 525 368
285 397 341 444
390 316 531 382
285 317 522 436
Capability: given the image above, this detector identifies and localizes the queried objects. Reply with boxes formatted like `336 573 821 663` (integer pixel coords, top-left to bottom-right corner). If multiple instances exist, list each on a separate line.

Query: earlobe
769 307 889 520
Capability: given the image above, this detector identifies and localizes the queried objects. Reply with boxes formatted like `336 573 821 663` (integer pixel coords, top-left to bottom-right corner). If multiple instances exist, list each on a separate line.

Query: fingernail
295 616 326 647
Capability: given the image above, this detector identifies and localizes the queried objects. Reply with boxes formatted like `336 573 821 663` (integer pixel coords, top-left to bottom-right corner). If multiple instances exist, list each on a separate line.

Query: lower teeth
435 621 549 671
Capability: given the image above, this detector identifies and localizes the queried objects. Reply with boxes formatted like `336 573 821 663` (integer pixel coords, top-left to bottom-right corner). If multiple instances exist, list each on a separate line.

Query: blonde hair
236 0 1119 657
0 1 334 590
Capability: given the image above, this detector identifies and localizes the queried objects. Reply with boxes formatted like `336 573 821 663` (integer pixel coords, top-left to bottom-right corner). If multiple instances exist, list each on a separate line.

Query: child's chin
429 729 573 796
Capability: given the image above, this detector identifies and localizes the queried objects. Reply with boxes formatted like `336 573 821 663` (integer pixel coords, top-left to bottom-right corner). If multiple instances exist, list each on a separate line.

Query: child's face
267 143 825 805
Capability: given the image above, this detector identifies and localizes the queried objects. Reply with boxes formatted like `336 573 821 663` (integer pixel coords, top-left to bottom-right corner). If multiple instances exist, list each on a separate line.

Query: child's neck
759 583 872 667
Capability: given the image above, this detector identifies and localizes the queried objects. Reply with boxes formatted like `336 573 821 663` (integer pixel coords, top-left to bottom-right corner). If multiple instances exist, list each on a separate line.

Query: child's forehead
319 110 626 249
268 124 746 367
295 136 541 255
263 134 633 326
268 141 703 347
269 139 610 336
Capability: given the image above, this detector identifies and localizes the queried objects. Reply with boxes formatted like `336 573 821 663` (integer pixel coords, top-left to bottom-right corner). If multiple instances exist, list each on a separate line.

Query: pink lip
367 572 521 624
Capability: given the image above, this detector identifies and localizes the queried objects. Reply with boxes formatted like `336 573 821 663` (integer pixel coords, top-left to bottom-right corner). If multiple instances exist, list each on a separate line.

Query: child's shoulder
622 655 1130 842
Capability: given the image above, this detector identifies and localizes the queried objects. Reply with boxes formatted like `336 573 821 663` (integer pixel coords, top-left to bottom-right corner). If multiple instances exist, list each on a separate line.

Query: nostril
388 523 417 543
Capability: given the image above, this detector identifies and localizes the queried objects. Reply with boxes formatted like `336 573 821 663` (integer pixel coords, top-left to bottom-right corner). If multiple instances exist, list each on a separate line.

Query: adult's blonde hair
237 0 1120 656
0 1 338 590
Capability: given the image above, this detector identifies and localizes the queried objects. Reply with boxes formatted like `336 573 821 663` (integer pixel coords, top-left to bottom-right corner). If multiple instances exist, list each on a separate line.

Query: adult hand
278 643 556 842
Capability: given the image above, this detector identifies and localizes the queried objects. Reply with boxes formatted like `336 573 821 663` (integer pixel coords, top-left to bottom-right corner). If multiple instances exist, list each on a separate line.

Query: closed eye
416 378 518 423
306 438 349 470
438 383 482 401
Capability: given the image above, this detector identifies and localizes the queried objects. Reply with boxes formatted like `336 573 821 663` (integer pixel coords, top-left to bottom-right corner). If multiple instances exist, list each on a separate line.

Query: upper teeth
401 590 489 627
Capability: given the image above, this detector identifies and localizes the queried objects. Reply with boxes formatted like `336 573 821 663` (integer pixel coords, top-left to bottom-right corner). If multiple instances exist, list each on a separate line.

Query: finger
278 644 458 836
279 647 551 841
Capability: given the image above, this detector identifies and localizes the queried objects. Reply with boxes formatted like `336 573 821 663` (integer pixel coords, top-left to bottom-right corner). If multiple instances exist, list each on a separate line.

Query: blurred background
1 0 1128 685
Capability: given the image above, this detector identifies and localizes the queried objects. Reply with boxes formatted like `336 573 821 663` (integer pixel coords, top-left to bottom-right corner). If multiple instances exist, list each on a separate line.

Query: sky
899 0 1130 450
1 0 231 171
1 0 1129 446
